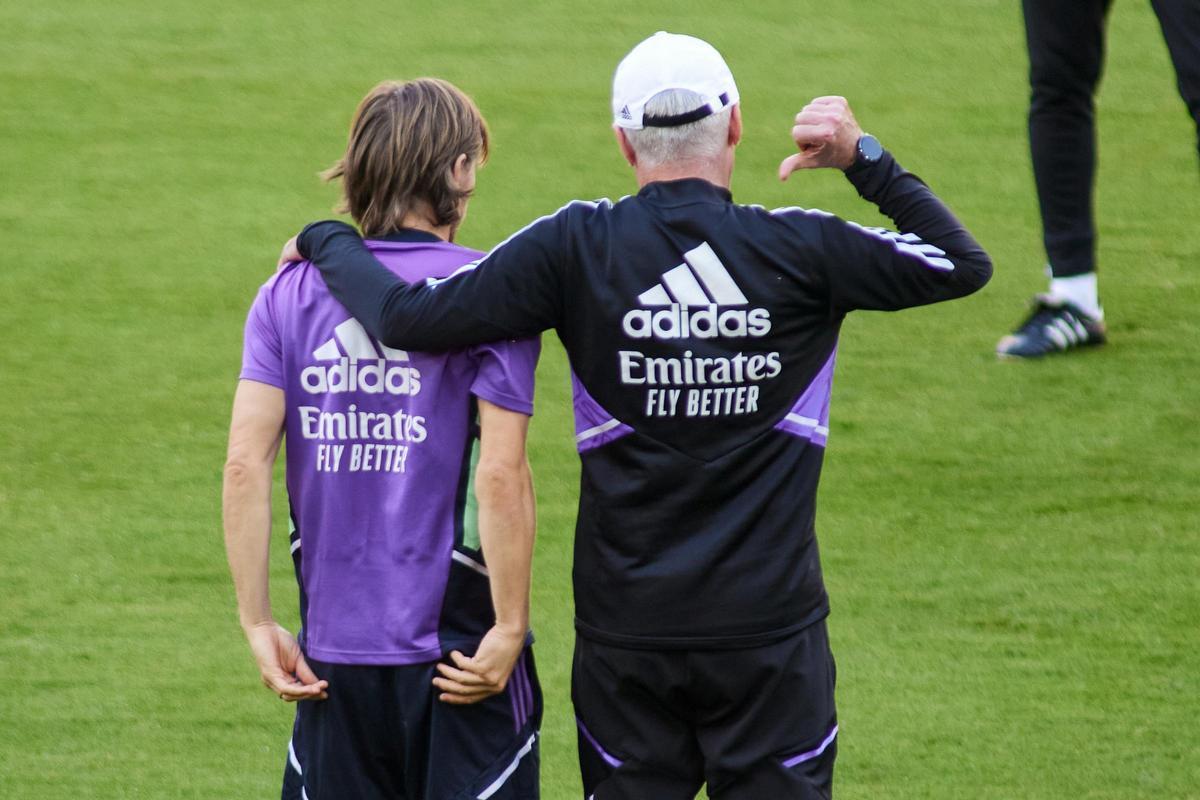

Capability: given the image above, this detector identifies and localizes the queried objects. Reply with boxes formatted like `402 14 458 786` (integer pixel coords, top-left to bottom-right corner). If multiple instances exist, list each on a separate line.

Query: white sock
1048 271 1102 320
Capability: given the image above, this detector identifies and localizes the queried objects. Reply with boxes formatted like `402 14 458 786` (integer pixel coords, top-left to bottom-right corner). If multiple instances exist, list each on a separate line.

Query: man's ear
451 153 475 191
614 126 637 167
728 105 743 147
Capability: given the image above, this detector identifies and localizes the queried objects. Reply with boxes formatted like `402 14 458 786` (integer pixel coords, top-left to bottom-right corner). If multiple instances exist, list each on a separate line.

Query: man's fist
778 96 865 179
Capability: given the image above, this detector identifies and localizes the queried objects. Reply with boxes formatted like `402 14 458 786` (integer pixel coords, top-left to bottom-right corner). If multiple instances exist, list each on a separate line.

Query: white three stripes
685 242 748 304
661 263 710 305
334 318 378 359
312 318 409 362
638 242 748 306
850 224 955 272
1045 315 1087 348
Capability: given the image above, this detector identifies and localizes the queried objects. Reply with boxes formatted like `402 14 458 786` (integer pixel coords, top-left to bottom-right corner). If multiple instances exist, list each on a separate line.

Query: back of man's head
323 78 489 237
624 89 732 169
611 32 739 170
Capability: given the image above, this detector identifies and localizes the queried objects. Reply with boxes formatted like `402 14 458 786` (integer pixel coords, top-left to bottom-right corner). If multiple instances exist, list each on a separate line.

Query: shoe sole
995 337 1106 360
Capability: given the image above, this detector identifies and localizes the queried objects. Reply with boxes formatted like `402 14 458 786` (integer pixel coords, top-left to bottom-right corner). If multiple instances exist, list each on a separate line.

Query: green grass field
2 1 1198 797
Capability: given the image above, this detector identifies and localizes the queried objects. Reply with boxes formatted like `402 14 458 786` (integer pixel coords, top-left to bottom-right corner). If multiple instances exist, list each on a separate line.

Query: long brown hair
323 78 490 237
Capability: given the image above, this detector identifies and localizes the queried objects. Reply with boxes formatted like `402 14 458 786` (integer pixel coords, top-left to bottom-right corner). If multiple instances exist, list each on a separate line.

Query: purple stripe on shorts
520 655 534 721
509 655 530 732
509 679 522 733
519 666 531 728
576 717 624 769
781 724 839 768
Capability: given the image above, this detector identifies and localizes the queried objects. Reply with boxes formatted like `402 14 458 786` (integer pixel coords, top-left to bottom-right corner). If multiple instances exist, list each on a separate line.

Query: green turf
2 1 1198 797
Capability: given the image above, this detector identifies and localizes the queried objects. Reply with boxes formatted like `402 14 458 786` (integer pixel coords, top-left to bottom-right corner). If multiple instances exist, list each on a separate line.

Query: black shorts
281 649 541 800
572 620 837 800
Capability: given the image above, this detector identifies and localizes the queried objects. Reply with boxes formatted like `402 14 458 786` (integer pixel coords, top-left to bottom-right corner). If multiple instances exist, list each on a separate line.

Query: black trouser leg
1150 0 1200 163
1023 0 1114 278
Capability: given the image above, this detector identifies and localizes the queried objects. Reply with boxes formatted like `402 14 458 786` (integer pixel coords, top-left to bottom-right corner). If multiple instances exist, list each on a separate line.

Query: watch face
859 134 883 162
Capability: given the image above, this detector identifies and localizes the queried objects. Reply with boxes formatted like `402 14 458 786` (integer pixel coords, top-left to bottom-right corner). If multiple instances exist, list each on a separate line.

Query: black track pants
1023 0 1200 277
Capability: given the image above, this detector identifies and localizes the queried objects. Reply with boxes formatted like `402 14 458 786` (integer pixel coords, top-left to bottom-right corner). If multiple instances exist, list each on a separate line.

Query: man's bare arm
433 399 535 704
223 380 328 702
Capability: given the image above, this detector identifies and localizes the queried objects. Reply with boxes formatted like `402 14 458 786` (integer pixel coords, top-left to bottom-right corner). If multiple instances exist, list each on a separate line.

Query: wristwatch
851 133 883 169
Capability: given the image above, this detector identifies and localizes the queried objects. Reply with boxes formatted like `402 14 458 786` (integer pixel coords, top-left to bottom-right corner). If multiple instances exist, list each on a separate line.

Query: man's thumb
778 153 810 181
294 652 322 686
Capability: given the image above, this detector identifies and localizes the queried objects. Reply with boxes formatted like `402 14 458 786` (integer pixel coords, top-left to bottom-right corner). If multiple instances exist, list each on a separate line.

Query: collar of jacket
637 177 733 206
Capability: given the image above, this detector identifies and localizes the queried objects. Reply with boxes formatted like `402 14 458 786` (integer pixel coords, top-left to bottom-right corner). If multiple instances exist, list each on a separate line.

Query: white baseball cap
612 31 739 130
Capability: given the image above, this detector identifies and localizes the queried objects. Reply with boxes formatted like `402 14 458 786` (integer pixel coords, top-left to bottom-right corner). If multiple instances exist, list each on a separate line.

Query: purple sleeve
239 285 285 388
468 335 541 416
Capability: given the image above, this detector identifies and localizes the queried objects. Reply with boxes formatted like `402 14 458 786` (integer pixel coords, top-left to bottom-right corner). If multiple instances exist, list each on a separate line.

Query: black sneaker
996 295 1107 359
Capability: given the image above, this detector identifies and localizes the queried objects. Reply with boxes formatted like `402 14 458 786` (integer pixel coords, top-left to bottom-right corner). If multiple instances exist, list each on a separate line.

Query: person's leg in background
999 0 1113 358
1150 0 1200 163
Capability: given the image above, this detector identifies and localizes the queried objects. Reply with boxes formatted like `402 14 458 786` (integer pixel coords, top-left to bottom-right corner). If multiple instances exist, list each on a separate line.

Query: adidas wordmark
622 242 772 340
300 318 422 396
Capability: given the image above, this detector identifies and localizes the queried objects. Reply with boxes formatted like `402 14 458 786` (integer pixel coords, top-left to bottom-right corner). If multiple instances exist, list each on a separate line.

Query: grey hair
625 89 732 168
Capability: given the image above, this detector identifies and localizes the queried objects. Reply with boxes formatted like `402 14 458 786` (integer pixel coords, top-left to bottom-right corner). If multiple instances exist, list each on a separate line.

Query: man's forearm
298 221 525 352
222 460 274 629
846 152 993 294
298 222 405 343
474 459 535 633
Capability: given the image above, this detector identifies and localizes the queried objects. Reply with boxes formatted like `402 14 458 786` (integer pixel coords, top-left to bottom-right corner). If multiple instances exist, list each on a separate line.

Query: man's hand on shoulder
779 96 864 179
277 221 365 271
278 235 302 269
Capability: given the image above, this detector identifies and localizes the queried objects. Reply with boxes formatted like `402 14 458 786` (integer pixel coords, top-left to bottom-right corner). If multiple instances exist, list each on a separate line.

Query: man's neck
397 213 454 242
634 157 732 190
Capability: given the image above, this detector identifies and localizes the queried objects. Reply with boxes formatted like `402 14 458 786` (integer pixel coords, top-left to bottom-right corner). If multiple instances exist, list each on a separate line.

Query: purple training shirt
240 231 539 665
